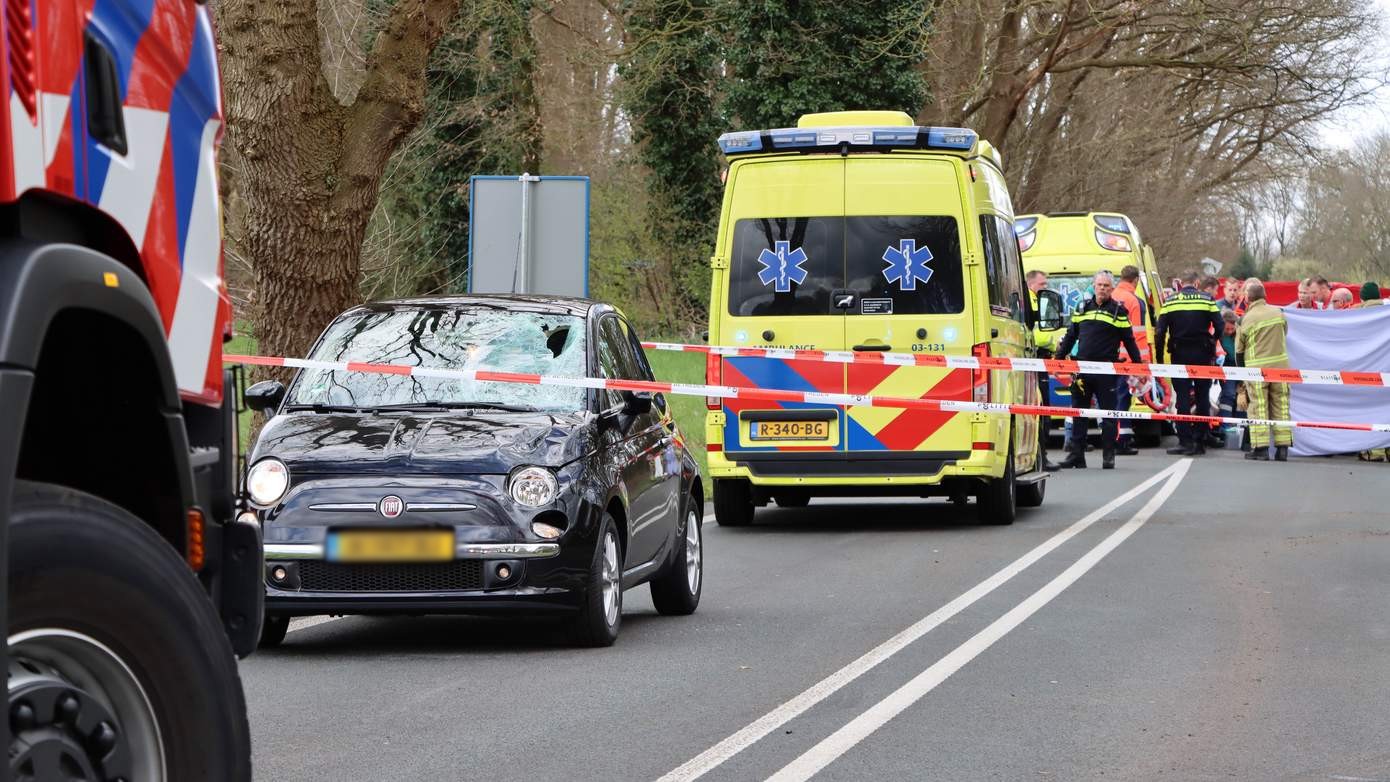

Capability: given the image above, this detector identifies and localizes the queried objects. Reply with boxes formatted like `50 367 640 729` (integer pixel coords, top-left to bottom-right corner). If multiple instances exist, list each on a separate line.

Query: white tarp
1285 304 1390 456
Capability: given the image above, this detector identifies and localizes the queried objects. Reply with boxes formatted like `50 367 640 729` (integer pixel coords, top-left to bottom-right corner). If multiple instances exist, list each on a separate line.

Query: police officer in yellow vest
1055 271 1142 470
1237 280 1292 461
1154 270 1224 456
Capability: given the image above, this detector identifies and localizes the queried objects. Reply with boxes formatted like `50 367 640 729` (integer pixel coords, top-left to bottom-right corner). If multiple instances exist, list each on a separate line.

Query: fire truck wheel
8 480 251 782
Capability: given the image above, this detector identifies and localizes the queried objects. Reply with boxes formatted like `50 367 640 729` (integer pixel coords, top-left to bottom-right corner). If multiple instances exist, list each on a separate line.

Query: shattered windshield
285 308 589 412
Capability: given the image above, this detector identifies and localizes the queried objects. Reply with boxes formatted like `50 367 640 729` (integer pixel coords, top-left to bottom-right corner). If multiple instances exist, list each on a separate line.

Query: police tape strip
640 341 1390 388
224 354 1390 434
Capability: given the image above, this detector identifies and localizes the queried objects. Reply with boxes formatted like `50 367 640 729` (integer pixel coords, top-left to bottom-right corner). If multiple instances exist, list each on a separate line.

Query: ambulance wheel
977 447 1017 526
1017 477 1046 508
713 480 755 527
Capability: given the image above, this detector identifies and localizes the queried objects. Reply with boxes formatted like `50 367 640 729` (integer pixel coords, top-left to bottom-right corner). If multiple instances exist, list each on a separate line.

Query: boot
1274 446 1288 462
1191 441 1206 456
1245 447 1270 461
1058 449 1087 469
1102 447 1116 470
1042 457 1061 473
1114 437 1139 456
1167 442 1197 456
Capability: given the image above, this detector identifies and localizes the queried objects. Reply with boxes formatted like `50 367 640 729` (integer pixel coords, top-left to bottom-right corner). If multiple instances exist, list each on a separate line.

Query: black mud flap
212 514 264 658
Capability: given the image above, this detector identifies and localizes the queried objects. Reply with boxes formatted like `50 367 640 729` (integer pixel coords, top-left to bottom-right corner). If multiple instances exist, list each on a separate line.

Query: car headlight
245 458 290 507
509 467 558 507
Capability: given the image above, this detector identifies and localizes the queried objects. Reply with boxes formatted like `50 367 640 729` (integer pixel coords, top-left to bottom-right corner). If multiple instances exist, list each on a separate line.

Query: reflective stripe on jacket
1236 299 1289 368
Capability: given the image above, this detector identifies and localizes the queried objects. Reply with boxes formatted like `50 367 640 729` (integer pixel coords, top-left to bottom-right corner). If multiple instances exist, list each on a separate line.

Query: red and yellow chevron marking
845 363 972 452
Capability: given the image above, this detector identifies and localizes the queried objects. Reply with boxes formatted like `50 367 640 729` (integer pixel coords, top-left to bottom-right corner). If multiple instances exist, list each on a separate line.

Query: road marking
765 459 1193 782
656 461 1189 782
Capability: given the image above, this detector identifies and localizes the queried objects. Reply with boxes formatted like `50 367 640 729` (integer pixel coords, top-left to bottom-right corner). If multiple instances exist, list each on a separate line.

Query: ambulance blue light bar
717 126 979 157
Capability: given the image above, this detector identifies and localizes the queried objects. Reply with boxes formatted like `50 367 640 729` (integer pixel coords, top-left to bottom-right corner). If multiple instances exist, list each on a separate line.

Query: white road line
766 459 1193 782
656 461 1188 782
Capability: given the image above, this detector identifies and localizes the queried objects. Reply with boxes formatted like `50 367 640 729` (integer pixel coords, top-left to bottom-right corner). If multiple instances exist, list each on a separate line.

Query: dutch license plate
328 530 454 563
750 420 830 441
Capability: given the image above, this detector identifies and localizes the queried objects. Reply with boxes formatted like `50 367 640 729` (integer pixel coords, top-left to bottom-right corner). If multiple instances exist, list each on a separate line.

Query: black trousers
1171 352 1214 443
1070 373 1118 454
1037 374 1052 462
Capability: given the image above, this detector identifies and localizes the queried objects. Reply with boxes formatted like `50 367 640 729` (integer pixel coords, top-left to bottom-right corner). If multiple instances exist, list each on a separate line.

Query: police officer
1055 271 1143 470
1154 270 1223 456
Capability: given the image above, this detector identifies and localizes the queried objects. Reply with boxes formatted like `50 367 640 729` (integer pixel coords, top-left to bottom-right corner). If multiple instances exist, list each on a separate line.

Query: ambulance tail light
1095 229 1132 252
706 353 721 409
972 343 990 403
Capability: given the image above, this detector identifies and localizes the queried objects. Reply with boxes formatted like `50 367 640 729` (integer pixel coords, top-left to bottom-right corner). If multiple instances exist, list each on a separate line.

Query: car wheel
977 444 1017 525
650 499 703 616
1017 475 1046 508
259 615 290 649
8 480 251 781
569 514 622 647
773 492 809 508
713 479 754 526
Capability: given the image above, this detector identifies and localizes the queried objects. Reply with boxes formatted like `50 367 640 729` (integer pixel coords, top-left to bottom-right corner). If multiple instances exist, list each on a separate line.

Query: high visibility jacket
1236 300 1289 368
1056 297 1142 364
1155 287 1222 362
1111 280 1150 361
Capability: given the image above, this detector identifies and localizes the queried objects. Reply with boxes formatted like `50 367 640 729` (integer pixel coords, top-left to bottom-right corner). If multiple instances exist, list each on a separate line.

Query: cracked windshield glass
286 308 588 412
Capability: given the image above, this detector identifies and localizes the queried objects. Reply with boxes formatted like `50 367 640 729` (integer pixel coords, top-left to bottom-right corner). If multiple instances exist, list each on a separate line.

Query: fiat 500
242 296 704 647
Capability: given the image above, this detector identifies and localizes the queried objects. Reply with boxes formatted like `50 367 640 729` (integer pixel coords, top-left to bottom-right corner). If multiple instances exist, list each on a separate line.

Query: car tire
773 492 809 508
1017 475 1046 508
650 499 702 616
259 614 290 649
713 479 754 526
977 445 1017 525
8 480 252 781
568 513 622 647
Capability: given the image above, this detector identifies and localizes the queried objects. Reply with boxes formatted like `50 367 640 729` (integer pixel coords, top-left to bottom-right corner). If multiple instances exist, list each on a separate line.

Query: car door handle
852 343 891 351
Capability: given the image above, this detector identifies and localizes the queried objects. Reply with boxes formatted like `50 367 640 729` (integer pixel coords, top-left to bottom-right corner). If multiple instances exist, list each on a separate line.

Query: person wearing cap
1354 281 1383 308
1154 270 1223 456
1054 271 1142 470
1237 280 1292 461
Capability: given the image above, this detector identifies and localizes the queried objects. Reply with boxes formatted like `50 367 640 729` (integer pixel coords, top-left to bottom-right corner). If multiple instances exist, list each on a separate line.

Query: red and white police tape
224 354 1390 434
641 341 1390 388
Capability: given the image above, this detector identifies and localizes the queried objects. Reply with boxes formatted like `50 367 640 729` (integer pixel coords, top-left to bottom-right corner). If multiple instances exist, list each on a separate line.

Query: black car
242 295 704 647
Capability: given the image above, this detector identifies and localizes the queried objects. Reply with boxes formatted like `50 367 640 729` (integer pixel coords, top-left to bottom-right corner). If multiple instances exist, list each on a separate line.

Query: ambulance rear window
728 217 843 317
846 216 964 315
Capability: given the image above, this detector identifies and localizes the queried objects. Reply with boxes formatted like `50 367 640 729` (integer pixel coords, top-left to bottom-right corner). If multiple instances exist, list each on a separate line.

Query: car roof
344 294 602 319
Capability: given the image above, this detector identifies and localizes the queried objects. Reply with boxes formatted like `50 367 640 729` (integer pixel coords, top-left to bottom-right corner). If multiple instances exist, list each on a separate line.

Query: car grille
297 560 485 592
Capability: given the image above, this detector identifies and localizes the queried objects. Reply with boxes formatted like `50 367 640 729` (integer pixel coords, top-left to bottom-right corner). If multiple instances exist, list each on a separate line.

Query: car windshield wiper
282 403 367 413
367 401 541 413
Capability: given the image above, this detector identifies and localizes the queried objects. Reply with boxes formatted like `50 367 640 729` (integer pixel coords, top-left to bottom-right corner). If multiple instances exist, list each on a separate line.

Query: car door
596 315 666 568
620 319 681 563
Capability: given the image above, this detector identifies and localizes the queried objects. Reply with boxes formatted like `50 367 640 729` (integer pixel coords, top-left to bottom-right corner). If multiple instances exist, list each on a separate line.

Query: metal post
515 173 540 293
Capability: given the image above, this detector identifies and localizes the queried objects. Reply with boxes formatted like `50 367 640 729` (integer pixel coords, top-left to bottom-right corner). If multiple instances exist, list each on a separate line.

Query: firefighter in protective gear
1154 270 1224 456
1110 265 1150 455
1236 280 1292 461
1054 271 1143 470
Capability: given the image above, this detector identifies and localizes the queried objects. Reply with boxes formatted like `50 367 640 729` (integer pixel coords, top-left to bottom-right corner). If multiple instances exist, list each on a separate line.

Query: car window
846 215 964 315
595 316 628 410
992 215 1026 322
728 217 843 317
285 308 588 412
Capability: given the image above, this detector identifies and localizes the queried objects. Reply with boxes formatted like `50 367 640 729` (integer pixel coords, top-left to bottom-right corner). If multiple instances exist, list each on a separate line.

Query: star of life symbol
756 240 809 293
881 239 934 290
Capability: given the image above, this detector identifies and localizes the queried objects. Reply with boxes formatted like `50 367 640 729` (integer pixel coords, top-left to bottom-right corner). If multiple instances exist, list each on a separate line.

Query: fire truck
2 1 259 778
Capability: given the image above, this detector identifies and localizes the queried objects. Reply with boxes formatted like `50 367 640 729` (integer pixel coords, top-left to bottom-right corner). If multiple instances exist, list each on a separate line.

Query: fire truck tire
8 480 251 782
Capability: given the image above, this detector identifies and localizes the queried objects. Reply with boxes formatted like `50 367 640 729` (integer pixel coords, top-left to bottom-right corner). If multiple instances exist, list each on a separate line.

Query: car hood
251 411 597 475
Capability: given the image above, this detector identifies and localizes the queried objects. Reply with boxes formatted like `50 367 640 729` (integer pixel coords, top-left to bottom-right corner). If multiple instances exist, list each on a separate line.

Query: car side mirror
244 380 285 414
621 390 653 416
1036 290 1064 332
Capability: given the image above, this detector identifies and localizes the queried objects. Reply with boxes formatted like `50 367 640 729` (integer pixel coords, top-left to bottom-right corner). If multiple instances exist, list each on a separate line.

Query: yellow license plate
750 420 830 441
328 530 455 563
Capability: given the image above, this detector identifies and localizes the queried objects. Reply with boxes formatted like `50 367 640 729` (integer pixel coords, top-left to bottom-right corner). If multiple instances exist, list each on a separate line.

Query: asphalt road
241 447 1390 781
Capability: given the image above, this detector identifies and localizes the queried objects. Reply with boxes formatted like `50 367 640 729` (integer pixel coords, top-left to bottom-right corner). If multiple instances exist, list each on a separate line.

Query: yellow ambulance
1015 212 1170 445
705 110 1051 527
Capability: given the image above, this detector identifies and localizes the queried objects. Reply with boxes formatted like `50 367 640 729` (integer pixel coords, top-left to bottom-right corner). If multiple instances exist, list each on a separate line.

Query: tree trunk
218 0 463 364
